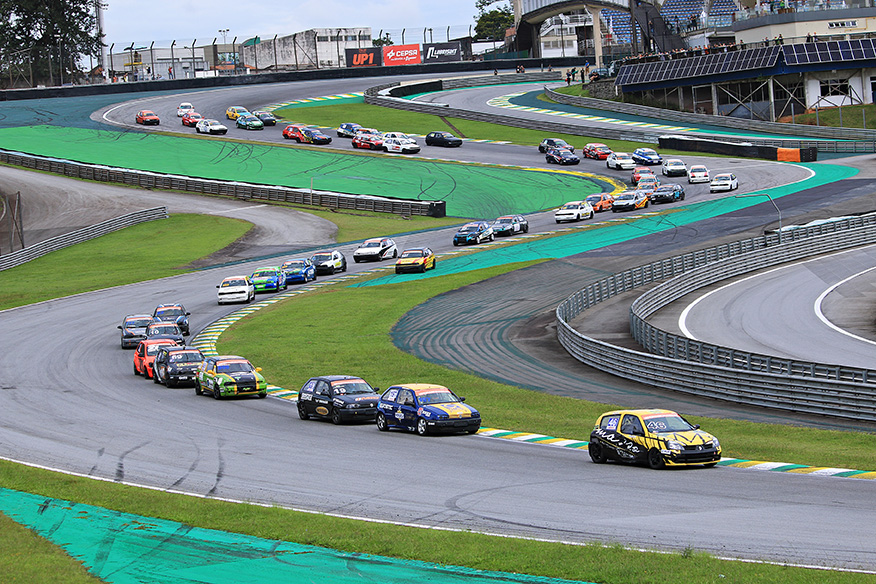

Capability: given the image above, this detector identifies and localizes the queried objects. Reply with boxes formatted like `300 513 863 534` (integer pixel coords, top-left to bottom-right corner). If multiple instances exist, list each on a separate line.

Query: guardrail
544 86 876 153
0 207 168 271
556 214 876 421
0 150 445 218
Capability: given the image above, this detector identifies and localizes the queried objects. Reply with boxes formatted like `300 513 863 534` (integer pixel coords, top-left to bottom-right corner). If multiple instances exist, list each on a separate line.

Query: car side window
301 379 317 393
620 415 644 435
399 389 414 406
383 388 399 403
315 380 330 396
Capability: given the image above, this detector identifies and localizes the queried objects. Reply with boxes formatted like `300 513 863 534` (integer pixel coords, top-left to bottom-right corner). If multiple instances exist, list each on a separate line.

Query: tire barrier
556 213 876 421
0 207 168 271
545 86 876 154
0 150 445 218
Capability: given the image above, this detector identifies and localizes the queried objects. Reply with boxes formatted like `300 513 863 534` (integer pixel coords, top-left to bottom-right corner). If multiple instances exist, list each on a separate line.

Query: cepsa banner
422 42 463 63
382 44 422 66
345 47 382 68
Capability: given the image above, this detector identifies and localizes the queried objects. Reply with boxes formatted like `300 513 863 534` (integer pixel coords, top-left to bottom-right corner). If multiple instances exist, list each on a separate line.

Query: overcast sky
102 0 483 46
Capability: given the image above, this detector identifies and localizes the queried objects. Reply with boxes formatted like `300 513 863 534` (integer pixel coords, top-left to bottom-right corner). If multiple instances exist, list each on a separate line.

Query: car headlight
710 437 720 450
666 440 684 451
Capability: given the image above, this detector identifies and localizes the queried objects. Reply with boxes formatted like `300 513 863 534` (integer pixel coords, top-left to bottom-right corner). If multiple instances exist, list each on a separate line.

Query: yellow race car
394 247 436 274
225 106 249 120
588 409 721 469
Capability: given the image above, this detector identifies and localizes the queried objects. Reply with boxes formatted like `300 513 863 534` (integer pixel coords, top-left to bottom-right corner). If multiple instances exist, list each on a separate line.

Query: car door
397 389 418 429
134 343 146 373
616 414 648 460
154 349 167 382
312 380 332 417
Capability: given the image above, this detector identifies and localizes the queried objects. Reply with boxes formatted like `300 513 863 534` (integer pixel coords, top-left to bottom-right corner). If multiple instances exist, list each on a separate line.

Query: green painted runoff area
0 488 596 584
356 162 857 286
0 125 607 218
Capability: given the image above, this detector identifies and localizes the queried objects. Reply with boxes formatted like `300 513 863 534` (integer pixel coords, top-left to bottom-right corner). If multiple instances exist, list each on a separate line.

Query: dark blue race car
376 384 481 436
281 258 317 284
545 147 580 165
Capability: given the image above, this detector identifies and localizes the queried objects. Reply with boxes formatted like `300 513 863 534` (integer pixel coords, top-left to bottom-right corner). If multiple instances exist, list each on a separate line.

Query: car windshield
146 344 170 355
552 140 569 146
208 121 221 126
221 279 247 287
560 203 581 210
312 254 332 263
691 166 707 173
416 389 460 405
558 151 573 157
668 161 683 167
400 250 424 258
459 225 480 233
252 270 275 278
126 318 152 328
618 154 632 160
331 380 373 395
639 178 657 184
655 186 672 192
585 196 602 204
148 325 178 335
639 149 657 156
283 261 305 269
617 194 635 200
155 308 184 318
216 360 254 373
361 241 381 248
496 217 512 224
642 414 694 433
169 351 203 363
714 175 731 181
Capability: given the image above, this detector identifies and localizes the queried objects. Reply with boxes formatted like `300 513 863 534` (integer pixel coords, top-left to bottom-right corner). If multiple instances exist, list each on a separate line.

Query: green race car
251 266 287 292
195 355 267 399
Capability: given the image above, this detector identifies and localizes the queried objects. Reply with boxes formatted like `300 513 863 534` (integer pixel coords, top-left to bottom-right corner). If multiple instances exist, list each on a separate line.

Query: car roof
125 313 153 320
391 383 449 393
312 375 365 382
212 355 247 361
401 247 430 253
222 275 249 280
599 408 679 417
362 237 384 244
140 338 177 346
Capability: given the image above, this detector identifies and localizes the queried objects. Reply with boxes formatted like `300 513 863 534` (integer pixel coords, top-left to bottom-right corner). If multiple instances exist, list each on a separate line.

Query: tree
372 33 394 47
0 0 101 85
475 5 514 41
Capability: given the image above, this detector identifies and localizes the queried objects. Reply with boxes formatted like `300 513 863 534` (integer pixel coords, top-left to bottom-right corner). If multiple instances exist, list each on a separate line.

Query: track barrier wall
556 214 876 421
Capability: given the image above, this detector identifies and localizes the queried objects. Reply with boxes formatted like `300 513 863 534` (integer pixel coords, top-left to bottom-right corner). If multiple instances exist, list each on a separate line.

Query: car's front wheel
588 440 608 463
331 408 343 425
212 383 222 400
376 413 388 431
298 403 310 420
647 448 665 470
416 418 429 436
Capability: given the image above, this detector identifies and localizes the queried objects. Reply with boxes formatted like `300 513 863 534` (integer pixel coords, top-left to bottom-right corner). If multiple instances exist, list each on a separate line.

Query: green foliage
371 32 394 47
779 104 876 129
475 5 514 40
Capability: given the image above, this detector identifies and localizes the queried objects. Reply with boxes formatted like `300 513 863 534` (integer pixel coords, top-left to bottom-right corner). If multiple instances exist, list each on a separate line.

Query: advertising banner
382 44 422 66
422 42 463 63
345 47 382 67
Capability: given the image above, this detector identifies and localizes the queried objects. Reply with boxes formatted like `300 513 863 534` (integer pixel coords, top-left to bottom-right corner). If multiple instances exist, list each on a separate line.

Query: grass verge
778 103 876 129
0 214 251 311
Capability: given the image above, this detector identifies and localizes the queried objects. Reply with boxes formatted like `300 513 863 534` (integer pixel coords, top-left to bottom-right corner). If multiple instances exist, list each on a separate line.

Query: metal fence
0 207 168 271
556 214 876 421
0 150 444 218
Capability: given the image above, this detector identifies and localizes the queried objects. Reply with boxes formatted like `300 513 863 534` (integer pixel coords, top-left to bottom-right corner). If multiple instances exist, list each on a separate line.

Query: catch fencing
0 150 444 218
556 214 876 421
0 207 168 271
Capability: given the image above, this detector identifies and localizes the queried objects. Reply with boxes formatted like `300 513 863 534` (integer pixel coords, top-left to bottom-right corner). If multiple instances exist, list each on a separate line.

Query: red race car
352 128 384 150
631 166 655 186
583 143 613 159
282 124 332 144
133 338 179 378
181 112 203 127
135 110 160 125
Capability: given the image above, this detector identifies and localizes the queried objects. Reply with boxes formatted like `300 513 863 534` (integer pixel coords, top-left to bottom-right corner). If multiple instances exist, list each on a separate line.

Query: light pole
736 193 783 243
219 29 229 44
54 34 63 85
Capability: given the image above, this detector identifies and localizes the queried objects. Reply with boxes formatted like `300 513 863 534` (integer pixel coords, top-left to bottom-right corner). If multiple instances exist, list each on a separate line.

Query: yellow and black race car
588 409 721 469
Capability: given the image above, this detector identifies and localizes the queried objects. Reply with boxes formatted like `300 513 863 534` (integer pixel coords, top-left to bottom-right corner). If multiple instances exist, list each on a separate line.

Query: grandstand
600 0 740 47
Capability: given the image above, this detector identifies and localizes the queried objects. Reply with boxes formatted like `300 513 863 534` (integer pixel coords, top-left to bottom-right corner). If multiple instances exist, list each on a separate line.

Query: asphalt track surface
1 76 876 571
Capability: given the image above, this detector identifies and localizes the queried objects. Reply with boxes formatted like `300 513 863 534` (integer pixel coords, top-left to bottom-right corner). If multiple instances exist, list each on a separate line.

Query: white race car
353 238 398 262
710 173 739 192
606 152 636 170
383 137 420 154
177 102 195 117
688 165 710 183
216 276 255 304
195 119 228 135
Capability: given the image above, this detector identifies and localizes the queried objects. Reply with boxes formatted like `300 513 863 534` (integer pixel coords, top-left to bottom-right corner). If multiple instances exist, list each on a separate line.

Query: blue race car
281 258 317 284
631 147 662 165
452 221 494 246
375 384 481 435
337 122 362 137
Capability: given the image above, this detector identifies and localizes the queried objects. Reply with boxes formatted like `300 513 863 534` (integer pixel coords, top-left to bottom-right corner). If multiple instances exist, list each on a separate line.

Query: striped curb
487 92 694 133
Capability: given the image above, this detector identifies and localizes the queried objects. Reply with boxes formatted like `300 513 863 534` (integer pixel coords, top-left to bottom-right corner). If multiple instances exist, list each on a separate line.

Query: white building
240 27 372 70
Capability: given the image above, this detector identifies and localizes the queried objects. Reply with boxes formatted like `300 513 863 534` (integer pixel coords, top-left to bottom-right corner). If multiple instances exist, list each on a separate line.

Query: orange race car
133 338 179 378
585 192 615 212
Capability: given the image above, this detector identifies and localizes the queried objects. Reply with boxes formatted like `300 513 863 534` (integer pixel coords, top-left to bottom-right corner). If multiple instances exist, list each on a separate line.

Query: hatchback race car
395 248 436 274
353 237 398 262
588 409 721 469
376 384 481 435
135 110 159 125
195 355 267 399
251 266 287 292
710 173 739 192
554 200 594 223
383 137 420 154
118 314 154 349
687 165 710 184
425 131 463 147
133 338 179 378
538 138 574 153
177 102 195 116
283 124 332 144
351 129 384 150
631 147 662 165
152 346 204 387
152 303 190 335
195 119 228 135
311 250 347 275
661 159 688 177
297 375 380 424
611 190 650 212
216 275 255 304
545 148 580 165
650 184 685 204
281 258 317 283
630 166 654 186
585 192 615 213
144 322 185 345
236 114 264 130
337 122 362 137
491 215 529 236
225 106 249 120
181 112 203 127
582 143 612 159
606 152 635 170
252 110 277 126
452 221 494 246
635 175 660 195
